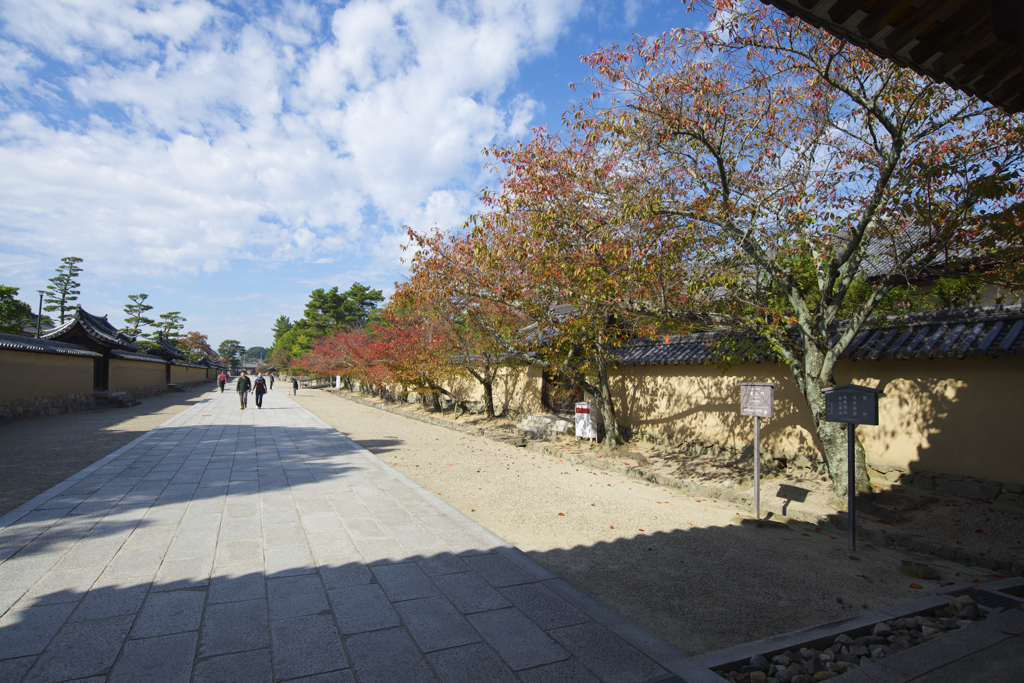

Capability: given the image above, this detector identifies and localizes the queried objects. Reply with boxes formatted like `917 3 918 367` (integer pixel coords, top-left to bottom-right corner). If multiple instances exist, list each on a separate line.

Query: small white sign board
739 382 775 419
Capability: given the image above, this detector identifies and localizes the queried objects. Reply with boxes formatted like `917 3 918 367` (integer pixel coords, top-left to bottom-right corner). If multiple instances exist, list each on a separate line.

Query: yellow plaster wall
170 365 206 384
442 366 542 416
109 359 166 391
609 356 1024 485
0 350 94 400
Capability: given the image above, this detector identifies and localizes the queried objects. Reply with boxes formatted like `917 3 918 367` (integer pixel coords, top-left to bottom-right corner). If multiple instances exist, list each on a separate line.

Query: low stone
980 482 1002 499
1005 483 1024 495
833 634 854 647
959 604 980 620
935 477 986 500
939 618 958 629
921 625 939 636
832 662 850 674
917 477 936 491
799 648 818 661
850 647 869 658
884 470 902 482
751 655 770 670
956 620 974 629
791 676 814 683
954 595 976 609
894 636 915 651
750 672 768 683
854 636 870 647
895 617 918 630
788 663 807 677
873 622 892 637
813 673 837 682
774 667 792 683
772 655 792 667
859 656 872 668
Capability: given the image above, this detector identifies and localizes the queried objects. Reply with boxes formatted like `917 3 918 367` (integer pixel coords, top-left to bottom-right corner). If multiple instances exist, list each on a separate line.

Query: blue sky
0 0 703 350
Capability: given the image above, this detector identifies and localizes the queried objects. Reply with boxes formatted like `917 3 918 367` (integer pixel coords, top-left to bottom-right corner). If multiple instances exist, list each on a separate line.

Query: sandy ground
292 389 998 656
0 386 216 516
351 395 1024 565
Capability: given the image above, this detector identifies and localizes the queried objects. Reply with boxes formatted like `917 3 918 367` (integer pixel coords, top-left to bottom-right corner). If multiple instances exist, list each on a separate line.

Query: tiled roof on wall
110 350 168 364
615 303 1024 367
41 307 141 352
147 333 187 361
0 333 102 358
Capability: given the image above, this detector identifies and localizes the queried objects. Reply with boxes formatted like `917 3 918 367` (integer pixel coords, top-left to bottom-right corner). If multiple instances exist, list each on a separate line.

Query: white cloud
0 0 583 287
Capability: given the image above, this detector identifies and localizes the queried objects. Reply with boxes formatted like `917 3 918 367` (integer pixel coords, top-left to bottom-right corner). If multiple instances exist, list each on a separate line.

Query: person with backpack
253 372 268 409
291 377 298 396
236 371 251 409
217 371 227 393
268 371 275 390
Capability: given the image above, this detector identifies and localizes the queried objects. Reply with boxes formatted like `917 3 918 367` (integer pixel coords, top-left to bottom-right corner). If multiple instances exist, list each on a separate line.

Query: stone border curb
291 391 721 683
320 389 1022 578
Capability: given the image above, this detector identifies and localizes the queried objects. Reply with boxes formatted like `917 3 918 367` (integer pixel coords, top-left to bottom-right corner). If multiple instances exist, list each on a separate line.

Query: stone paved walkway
0 386 708 683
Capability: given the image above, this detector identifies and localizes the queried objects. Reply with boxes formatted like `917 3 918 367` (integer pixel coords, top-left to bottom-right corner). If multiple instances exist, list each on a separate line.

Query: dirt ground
292 389 1002 656
0 387 215 516
336 393 1024 566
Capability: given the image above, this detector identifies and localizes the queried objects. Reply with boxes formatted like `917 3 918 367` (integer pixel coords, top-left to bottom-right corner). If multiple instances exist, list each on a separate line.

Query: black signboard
822 384 882 426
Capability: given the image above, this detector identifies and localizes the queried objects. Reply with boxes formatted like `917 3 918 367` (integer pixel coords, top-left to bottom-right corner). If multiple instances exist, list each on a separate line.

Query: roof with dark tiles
40 306 141 352
0 332 102 359
146 332 187 361
614 303 1024 367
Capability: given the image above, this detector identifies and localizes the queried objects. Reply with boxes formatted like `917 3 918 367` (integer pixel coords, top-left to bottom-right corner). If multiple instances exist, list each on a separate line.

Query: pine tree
44 256 83 325
121 293 155 340
156 311 186 342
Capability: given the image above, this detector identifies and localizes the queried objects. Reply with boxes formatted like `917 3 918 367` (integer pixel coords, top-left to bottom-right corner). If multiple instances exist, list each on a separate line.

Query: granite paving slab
0 386 713 683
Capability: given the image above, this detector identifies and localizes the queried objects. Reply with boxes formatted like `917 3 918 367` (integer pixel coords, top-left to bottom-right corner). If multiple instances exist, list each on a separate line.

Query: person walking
253 372 268 409
291 377 298 396
268 371 275 391
217 371 227 393
236 371 251 409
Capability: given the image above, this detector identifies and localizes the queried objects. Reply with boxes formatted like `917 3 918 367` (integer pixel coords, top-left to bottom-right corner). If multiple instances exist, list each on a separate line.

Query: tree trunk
592 348 623 448
482 379 495 419
797 360 871 498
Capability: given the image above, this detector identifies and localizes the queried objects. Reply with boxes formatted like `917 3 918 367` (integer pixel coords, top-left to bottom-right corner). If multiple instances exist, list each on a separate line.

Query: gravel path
293 389 997 656
0 388 214 516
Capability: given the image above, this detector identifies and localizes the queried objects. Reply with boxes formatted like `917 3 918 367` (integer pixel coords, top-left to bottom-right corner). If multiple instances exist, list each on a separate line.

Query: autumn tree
180 331 215 363
566 0 1024 494
44 256 83 325
405 123 703 444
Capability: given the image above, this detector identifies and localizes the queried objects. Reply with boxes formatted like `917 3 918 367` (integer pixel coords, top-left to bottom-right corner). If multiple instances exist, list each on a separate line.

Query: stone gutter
322 389 1023 578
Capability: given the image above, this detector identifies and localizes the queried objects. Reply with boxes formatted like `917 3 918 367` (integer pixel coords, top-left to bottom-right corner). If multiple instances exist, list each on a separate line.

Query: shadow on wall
612 364 821 466
607 356 1024 486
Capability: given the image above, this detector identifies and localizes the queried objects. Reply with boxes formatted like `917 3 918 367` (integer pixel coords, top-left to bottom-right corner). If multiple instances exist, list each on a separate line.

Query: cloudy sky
0 0 700 349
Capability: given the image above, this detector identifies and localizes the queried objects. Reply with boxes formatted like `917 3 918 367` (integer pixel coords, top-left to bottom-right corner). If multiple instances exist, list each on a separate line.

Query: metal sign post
739 382 775 520
822 384 882 552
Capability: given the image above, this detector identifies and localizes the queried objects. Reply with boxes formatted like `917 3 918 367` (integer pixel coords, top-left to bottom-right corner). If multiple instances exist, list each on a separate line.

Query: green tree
272 315 293 344
244 346 270 363
218 339 245 370
155 311 186 342
303 283 384 330
44 256 83 325
121 293 155 340
0 285 33 335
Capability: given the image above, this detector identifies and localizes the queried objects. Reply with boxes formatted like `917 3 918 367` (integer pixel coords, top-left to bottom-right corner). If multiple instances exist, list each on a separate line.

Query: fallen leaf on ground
910 583 922 589
849 556 860 561
558 513 565 516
